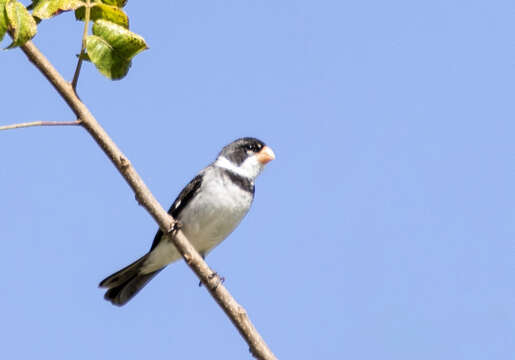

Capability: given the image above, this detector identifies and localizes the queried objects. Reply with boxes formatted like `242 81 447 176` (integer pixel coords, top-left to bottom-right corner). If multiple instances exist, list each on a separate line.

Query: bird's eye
245 144 256 152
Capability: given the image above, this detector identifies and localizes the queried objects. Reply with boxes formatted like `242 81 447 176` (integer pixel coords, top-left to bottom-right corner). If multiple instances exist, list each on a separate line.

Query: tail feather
99 254 163 306
99 254 148 289
103 270 163 306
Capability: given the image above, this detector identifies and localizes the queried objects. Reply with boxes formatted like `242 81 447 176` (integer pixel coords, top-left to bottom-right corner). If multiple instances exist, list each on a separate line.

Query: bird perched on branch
99 137 275 306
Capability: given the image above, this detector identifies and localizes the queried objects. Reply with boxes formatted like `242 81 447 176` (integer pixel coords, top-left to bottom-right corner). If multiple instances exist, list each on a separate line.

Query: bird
99 137 275 306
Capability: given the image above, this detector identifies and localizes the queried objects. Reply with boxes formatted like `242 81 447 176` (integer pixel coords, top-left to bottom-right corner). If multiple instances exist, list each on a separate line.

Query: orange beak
256 146 276 165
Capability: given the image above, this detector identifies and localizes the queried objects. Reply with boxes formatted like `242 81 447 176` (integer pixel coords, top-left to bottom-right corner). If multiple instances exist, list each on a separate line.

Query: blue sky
1 1 513 359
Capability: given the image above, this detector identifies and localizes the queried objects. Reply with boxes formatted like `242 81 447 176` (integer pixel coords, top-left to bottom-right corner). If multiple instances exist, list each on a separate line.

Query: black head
219 137 266 166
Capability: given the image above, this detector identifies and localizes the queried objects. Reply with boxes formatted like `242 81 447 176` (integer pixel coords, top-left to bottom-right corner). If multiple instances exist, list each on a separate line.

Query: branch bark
17 39 277 360
0 120 81 131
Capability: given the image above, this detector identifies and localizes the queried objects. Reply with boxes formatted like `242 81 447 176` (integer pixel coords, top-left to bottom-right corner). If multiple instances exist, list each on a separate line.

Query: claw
168 220 182 233
198 272 225 290
209 272 225 291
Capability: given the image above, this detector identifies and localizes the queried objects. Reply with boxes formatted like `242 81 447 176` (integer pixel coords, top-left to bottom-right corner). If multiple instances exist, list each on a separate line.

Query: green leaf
5 0 37 48
0 0 8 42
86 34 131 79
92 19 146 60
75 3 128 28
32 0 84 19
100 0 127 8
85 19 147 80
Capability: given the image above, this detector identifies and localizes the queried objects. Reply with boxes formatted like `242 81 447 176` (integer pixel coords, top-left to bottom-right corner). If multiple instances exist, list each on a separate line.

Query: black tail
99 254 163 306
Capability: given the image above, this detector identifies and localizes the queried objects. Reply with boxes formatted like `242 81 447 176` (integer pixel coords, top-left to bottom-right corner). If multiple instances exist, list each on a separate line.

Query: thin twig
0 120 81 131
16 39 277 360
71 0 91 91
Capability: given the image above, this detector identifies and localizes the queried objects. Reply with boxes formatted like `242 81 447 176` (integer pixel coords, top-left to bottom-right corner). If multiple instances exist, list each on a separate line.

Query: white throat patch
215 155 264 180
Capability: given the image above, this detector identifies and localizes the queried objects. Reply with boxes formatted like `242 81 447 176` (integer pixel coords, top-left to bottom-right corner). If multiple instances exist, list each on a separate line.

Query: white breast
180 168 253 254
144 167 253 272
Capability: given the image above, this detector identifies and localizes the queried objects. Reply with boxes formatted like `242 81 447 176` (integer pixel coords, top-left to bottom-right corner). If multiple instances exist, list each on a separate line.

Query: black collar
223 169 255 195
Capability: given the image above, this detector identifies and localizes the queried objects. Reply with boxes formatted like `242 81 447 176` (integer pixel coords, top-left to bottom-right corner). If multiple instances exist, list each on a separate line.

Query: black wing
150 174 203 251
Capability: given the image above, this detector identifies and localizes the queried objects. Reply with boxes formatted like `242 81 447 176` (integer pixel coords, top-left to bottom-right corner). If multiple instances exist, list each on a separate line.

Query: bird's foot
168 220 182 233
198 271 225 290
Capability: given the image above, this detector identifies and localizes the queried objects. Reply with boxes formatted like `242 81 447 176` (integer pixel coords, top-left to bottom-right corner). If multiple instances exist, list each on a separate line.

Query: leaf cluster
1 0 147 80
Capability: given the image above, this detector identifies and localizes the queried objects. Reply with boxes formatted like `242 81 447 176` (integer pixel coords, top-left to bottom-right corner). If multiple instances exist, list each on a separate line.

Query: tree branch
0 120 81 131
16 39 277 360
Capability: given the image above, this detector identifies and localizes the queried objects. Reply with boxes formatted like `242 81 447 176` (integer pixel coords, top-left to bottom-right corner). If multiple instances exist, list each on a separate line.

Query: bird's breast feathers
178 168 253 253
144 167 254 272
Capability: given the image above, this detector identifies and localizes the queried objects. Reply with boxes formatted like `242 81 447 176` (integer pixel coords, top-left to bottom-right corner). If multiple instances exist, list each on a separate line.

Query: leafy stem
71 0 91 91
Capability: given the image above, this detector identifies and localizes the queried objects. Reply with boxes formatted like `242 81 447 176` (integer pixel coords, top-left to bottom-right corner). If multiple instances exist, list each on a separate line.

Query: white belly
144 170 253 272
